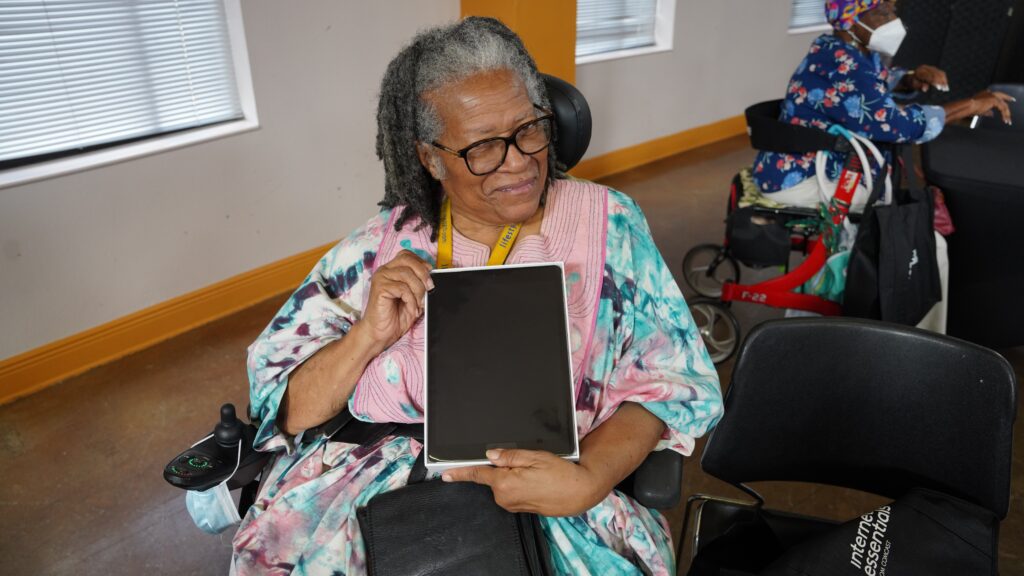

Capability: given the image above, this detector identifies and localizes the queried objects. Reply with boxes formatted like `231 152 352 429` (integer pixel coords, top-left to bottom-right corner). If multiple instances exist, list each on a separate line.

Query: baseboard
570 114 747 181
0 241 336 405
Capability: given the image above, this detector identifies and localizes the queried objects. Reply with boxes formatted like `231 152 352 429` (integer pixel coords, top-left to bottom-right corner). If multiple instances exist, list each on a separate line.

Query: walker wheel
682 244 741 299
688 299 741 365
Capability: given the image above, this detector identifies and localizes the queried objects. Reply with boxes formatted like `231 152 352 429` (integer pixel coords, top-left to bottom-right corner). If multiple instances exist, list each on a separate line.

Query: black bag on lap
356 454 553 576
691 488 999 576
844 147 941 325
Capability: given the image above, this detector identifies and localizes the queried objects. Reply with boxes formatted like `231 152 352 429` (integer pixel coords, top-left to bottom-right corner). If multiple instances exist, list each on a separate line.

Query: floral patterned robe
754 34 946 193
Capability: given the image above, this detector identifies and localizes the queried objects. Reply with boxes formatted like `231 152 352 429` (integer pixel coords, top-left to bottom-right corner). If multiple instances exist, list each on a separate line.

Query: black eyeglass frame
431 105 554 176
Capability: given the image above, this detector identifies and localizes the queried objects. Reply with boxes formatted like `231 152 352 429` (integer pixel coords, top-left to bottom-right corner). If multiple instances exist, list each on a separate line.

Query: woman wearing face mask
752 0 1015 209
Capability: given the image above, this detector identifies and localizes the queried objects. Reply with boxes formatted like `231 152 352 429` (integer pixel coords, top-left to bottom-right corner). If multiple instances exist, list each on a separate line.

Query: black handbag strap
900 145 934 212
319 413 429 483
901 144 925 194
408 452 428 484
853 144 890 215
859 144 930 206
309 411 423 445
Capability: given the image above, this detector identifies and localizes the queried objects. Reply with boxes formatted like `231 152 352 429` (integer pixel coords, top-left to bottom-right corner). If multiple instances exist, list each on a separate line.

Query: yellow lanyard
437 197 521 269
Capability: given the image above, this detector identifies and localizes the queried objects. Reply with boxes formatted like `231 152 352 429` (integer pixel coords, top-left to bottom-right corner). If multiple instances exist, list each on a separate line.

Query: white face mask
186 481 241 534
857 18 907 58
184 437 243 534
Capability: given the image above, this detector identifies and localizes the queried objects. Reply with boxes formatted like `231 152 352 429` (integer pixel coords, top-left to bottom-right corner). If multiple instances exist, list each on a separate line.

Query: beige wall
0 0 461 360
0 0 820 360
577 0 820 158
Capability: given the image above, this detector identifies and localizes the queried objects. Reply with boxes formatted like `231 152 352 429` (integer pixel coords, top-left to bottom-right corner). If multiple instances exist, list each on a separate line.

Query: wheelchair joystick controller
163 403 269 492
215 403 244 448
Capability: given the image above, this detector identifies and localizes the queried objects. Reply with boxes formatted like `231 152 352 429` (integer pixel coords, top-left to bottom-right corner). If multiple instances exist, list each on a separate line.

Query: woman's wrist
943 98 977 124
576 461 617 509
347 321 388 361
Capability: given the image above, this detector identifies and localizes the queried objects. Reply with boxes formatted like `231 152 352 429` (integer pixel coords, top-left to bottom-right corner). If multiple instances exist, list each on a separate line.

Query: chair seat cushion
689 488 999 576
689 500 839 575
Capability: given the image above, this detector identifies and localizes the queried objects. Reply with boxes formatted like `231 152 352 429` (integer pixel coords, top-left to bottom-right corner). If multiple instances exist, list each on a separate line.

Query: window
576 0 675 65
789 0 831 33
0 0 257 187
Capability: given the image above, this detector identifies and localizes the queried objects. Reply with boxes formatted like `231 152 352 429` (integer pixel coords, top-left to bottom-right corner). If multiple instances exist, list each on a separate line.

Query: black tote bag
689 488 998 576
760 488 998 576
844 146 941 325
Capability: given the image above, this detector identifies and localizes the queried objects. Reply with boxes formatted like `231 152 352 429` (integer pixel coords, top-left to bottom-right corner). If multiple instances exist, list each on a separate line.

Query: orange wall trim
460 0 576 83
571 115 748 182
0 242 334 405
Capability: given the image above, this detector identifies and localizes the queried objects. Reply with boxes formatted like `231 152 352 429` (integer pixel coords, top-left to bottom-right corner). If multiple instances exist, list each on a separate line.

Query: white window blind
576 0 659 58
790 0 829 30
0 0 244 166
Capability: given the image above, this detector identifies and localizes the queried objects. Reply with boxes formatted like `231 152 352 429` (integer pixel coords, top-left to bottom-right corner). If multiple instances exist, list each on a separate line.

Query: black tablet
424 263 579 471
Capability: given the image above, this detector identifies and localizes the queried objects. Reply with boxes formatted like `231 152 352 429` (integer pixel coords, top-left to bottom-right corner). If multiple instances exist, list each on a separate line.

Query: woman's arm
821 65 945 144
278 323 381 435
942 90 1015 125
442 402 666 517
578 402 667 498
279 250 433 435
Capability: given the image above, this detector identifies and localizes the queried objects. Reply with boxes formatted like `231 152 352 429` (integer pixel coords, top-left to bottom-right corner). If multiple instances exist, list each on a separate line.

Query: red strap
832 164 862 207
716 158 863 317
721 282 842 316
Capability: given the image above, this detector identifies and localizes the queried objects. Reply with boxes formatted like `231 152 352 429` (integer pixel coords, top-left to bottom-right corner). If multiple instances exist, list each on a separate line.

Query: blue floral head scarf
825 0 882 30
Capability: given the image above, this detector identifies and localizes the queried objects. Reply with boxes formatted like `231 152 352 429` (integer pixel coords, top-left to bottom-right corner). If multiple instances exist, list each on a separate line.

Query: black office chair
922 95 1024 348
164 73 684 518
681 318 1017 574
893 0 1017 103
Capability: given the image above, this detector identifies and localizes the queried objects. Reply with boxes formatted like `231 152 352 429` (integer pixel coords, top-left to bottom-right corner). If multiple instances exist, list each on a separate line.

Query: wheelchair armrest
630 450 684 510
163 403 271 492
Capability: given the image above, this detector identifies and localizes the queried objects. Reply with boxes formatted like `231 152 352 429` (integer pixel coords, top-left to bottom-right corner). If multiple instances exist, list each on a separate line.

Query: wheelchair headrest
542 74 592 171
745 99 849 155
702 318 1018 519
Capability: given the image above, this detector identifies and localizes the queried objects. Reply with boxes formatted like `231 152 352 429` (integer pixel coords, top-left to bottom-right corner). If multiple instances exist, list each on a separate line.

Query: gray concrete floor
0 135 1020 575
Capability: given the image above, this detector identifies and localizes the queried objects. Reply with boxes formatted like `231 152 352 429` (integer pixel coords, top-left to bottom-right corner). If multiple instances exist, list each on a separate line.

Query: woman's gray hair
375 17 559 237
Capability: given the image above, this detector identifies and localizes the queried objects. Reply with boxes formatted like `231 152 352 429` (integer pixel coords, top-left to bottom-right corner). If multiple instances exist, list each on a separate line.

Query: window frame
788 0 833 35
0 0 259 189
788 23 833 35
575 0 676 66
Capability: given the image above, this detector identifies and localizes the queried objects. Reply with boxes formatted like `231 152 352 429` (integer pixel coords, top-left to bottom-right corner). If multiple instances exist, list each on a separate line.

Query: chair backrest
744 100 845 155
542 74 591 171
893 0 1016 102
702 318 1017 518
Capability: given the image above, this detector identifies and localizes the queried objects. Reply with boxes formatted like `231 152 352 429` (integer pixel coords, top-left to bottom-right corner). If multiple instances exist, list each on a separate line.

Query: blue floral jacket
753 34 946 193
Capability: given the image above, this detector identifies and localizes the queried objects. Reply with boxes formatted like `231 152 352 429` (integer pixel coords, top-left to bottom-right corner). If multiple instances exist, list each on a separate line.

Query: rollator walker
683 100 897 363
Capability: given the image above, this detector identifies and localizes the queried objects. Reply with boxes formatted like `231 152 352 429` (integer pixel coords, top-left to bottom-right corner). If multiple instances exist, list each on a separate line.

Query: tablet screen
426 264 576 463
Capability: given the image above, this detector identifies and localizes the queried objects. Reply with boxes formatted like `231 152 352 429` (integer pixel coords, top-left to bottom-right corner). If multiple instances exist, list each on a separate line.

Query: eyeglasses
432 106 554 176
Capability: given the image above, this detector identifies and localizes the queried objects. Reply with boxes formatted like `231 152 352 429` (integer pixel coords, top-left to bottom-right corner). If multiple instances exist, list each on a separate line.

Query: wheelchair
680 318 1017 574
163 73 686 531
683 100 896 364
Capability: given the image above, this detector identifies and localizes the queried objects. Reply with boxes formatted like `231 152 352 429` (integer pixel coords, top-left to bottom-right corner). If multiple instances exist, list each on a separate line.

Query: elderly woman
232 17 722 576
753 0 1014 209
